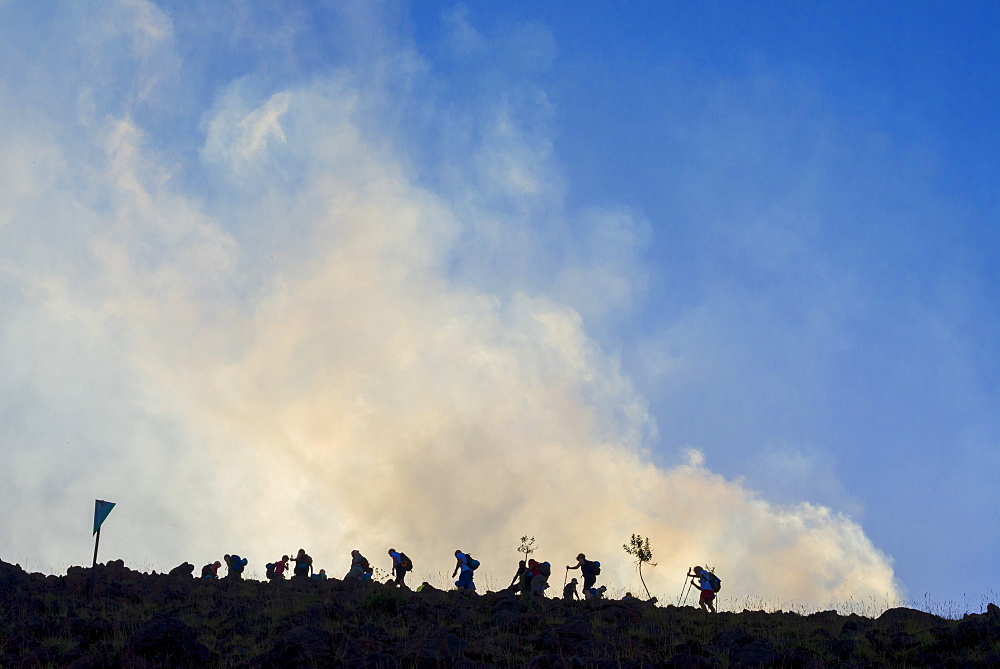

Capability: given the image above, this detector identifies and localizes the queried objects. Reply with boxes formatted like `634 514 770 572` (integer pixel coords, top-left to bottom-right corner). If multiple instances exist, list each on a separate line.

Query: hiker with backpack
586 585 608 600
267 555 289 580
292 549 313 578
224 554 248 579
201 561 221 578
688 566 719 613
567 553 601 594
527 559 550 596
452 550 478 591
345 550 370 581
387 548 412 588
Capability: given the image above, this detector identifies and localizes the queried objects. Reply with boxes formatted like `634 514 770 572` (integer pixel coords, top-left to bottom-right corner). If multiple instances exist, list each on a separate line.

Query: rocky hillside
1 559 998 667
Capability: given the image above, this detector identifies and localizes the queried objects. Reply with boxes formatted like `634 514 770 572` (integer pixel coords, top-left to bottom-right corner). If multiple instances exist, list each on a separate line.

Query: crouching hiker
345 550 371 581
688 566 720 613
623 592 658 604
266 555 289 580
292 549 313 579
586 585 607 600
453 550 479 591
529 559 551 596
224 554 248 579
567 553 601 594
387 548 412 588
201 561 221 578
508 560 528 593
563 577 579 601
522 559 539 594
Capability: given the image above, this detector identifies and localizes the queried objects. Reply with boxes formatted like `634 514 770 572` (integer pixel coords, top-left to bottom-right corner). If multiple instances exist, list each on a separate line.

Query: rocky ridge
1 559 999 667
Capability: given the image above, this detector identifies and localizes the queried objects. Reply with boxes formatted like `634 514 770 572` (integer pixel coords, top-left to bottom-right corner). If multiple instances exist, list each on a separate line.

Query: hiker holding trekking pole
567 553 601 594
687 566 720 613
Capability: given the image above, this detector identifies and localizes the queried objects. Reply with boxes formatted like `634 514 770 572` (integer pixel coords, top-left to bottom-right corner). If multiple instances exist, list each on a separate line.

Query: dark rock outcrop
125 615 211 666
0 559 997 667
168 562 195 578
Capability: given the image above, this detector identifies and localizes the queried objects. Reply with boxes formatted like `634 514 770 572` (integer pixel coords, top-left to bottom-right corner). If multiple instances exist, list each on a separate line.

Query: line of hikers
198 548 722 611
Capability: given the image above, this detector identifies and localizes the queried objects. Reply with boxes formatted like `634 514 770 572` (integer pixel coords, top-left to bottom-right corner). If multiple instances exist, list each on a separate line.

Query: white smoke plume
0 1 899 609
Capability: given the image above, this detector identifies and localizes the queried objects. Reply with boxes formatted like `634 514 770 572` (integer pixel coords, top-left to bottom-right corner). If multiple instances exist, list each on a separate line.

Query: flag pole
88 527 101 599
89 499 115 599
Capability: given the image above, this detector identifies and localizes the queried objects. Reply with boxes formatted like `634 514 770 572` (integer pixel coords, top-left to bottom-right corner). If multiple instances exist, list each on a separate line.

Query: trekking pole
684 580 695 606
677 572 692 607
563 567 568 588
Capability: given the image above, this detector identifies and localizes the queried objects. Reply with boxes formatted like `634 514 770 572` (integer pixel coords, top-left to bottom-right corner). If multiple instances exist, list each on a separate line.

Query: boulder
125 615 210 666
252 625 334 667
952 616 996 648
875 607 947 632
168 562 195 578
731 639 780 667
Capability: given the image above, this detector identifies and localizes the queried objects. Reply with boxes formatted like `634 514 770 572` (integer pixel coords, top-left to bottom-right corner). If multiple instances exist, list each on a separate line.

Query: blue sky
1 1 997 610
403 0 1000 603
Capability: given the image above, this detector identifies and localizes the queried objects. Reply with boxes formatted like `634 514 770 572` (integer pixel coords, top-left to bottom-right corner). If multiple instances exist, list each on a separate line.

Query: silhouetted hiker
586 585 607 600
292 549 313 578
622 592 656 603
688 566 719 613
531 560 551 596
268 555 289 580
522 559 540 593
563 577 579 600
507 560 528 592
201 561 221 578
312 569 327 580
453 550 478 591
387 548 412 588
345 550 371 581
224 554 248 579
524 559 550 596
622 591 652 603
567 553 601 593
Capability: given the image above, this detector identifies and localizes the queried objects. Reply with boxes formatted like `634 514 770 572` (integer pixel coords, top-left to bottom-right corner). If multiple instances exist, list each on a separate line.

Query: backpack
201 564 212 577
399 553 413 571
706 572 722 593
584 560 601 576
265 563 275 579
230 555 245 573
465 553 480 570
539 561 551 577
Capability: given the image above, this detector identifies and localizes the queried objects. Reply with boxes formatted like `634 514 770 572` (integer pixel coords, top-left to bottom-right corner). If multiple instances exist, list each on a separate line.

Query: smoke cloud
0 1 899 608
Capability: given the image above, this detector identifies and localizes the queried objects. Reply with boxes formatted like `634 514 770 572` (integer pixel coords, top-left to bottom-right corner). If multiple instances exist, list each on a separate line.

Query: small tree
623 533 657 599
518 535 537 564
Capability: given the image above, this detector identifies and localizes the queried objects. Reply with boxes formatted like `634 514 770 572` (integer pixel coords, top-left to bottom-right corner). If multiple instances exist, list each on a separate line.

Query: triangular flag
93 499 115 535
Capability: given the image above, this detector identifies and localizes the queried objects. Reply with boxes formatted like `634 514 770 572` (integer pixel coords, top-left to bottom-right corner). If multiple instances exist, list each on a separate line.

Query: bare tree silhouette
518 535 537 564
623 533 657 600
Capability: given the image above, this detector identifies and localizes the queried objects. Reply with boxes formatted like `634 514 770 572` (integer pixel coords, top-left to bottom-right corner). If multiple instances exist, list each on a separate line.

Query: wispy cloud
0 1 900 606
